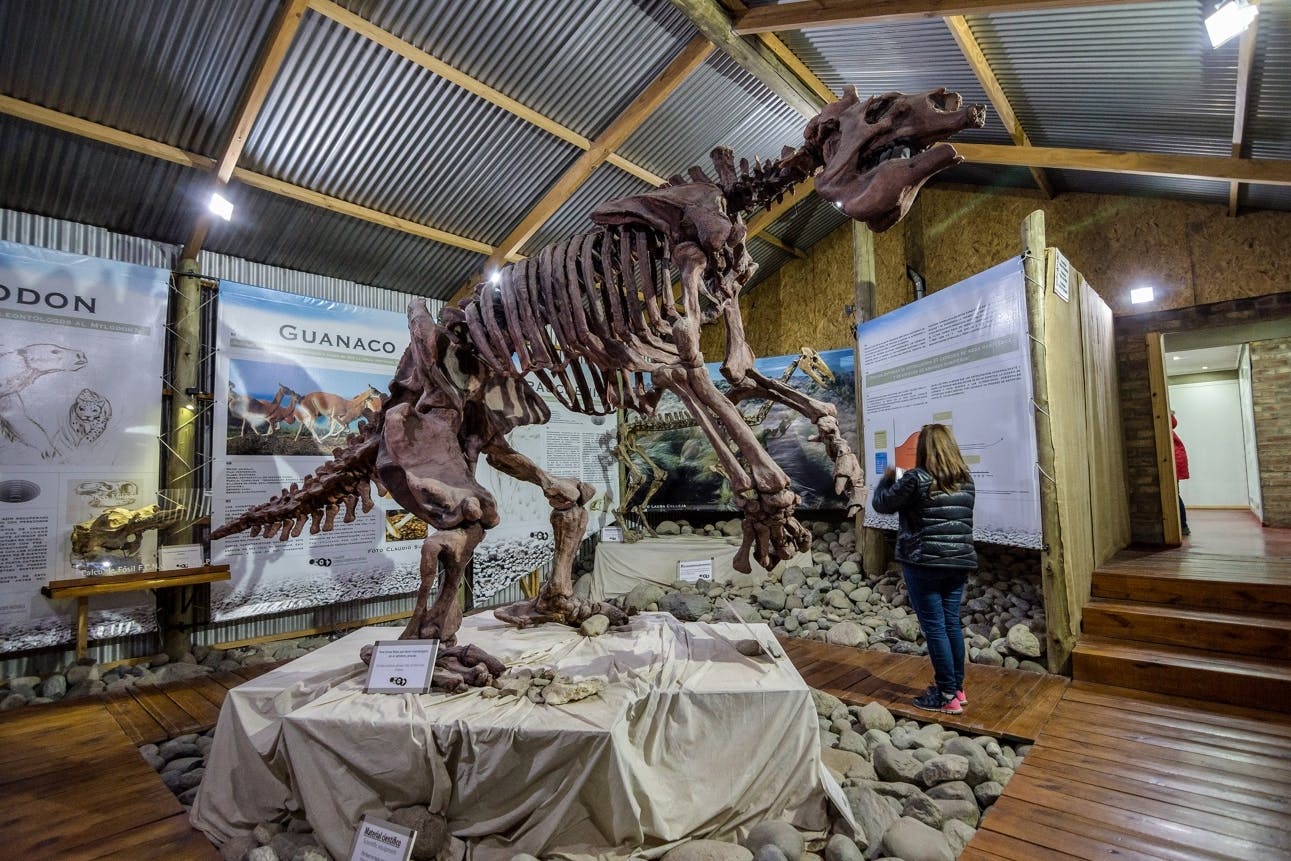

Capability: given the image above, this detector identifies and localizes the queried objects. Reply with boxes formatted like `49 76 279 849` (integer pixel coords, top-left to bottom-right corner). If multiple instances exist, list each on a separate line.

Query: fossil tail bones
213 87 984 687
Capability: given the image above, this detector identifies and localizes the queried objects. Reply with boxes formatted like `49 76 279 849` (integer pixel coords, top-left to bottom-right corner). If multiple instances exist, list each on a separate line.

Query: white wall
1238 346 1264 520
1169 378 1250 507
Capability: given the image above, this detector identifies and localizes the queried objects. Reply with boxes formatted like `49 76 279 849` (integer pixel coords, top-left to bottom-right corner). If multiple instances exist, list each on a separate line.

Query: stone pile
599 519 1049 672
0 636 331 712
656 691 1024 861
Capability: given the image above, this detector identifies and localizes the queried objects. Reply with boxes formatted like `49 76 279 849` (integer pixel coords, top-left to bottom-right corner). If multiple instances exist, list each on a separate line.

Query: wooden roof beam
956 142 1291 186
483 36 714 274
1228 18 1258 217
184 0 310 260
734 0 1144 35
945 15 1053 198
668 0 828 118
0 95 502 259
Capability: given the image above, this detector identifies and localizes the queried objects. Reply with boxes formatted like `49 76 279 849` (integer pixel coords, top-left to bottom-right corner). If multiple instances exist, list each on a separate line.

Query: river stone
782 567 807 591
825 589 851 610
901 792 944 829
752 846 787 861
757 586 787 611
873 744 923 783
659 592 711 621
918 754 969 787
825 621 866 647
811 689 848 722
269 833 317 861
880 817 954 861
926 780 975 804
1019 659 1048 673
40 674 67 699
662 840 753 861
291 848 330 861
837 728 868 756
842 786 897 852
721 519 742 537
972 647 1004 666
579 614 610 637
160 739 203 760
839 560 860 577
162 756 204 775
1006 624 1042 658
932 797 981 827
65 664 99 686
246 847 277 861
892 617 920 642
990 765 1016 784
820 747 866 781
625 583 666 612
943 737 993 786
388 805 449 861
656 520 681 535
974 780 1005 806
943 819 977 855
911 748 938 764
742 821 803 861
888 726 919 750
823 834 862 861
857 702 895 733
220 834 258 861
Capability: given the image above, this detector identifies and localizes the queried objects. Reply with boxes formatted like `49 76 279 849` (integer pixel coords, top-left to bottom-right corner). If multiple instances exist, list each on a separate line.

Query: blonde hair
915 423 971 493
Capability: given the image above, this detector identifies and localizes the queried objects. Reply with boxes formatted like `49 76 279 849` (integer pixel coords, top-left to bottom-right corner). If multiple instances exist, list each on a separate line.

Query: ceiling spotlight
208 191 234 221
1172 355 1180 361
1130 286 1155 304
1202 365 1209 370
489 271 502 285
1205 0 1258 49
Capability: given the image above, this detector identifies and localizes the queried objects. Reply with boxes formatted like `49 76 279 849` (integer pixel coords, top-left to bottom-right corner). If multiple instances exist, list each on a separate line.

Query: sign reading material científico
363 640 438 694
347 815 416 861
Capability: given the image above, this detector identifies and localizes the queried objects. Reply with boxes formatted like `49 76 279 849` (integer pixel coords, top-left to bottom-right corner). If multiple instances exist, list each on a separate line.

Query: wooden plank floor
0 698 220 859
961 681 1291 861
781 638 1069 741
105 662 280 745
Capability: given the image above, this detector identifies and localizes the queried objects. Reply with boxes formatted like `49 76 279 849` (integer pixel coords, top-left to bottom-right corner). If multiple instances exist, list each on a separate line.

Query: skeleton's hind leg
487 438 629 629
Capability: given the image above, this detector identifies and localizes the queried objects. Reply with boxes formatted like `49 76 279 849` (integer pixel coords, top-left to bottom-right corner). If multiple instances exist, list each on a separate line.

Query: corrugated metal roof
521 163 656 256
243 10 582 245
203 180 485 300
0 209 175 270
0 117 201 242
619 50 809 180
1238 184 1291 213
774 20 1012 145
764 194 849 250
1050 169 1230 206
0 0 276 154
335 0 697 138
969 1 1236 156
1249 0 1291 160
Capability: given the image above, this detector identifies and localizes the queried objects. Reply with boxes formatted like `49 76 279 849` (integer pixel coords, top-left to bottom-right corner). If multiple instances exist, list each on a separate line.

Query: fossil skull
808 87 986 231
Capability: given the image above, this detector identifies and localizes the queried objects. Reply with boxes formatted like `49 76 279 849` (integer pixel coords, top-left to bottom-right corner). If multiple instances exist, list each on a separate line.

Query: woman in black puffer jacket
871 423 976 715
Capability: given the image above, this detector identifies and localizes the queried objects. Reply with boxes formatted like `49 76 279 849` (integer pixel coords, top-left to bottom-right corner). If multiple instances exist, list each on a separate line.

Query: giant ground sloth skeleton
214 88 985 688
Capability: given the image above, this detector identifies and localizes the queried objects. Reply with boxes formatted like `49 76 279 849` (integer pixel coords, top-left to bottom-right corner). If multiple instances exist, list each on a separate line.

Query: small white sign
1053 250 1071 302
347 815 416 861
600 525 623 543
677 558 714 583
363 640 439 694
158 544 204 570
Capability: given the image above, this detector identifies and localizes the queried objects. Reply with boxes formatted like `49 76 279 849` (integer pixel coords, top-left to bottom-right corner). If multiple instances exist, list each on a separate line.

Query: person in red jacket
1172 411 1190 536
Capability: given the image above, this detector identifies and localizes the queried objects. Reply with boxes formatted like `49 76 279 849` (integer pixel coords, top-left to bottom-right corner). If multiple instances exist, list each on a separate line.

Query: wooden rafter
0 95 502 258
718 0 839 104
1229 18 1259 217
483 36 715 273
733 0 1142 35
668 0 827 118
944 15 1053 198
955 142 1291 186
0 94 215 170
184 0 310 260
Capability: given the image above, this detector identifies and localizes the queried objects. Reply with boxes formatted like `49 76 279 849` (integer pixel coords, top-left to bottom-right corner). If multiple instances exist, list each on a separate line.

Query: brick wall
1115 294 1291 542
1250 336 1291 528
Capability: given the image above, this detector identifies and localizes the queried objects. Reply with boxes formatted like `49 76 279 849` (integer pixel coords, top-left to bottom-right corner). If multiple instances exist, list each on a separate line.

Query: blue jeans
902 563 968 698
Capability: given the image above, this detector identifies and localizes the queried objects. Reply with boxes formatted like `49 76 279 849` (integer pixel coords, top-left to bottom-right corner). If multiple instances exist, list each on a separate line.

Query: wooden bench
41 565 231 658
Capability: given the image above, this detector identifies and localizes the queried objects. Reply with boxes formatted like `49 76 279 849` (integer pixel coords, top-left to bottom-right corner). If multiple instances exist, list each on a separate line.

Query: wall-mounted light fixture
1129 285 1155 304
208 192 234 221
1205 0 1258 48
